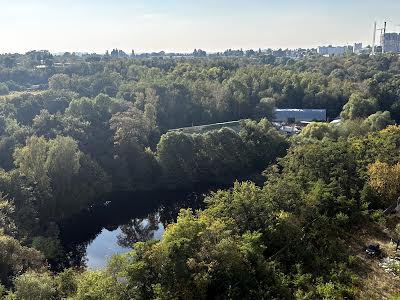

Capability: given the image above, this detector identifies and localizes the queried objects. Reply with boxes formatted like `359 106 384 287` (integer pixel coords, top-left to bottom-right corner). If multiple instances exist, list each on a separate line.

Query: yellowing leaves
368 161 400 204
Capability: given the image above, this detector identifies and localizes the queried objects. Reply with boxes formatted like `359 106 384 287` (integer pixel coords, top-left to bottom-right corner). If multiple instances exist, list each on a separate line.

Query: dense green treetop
0 53 399 298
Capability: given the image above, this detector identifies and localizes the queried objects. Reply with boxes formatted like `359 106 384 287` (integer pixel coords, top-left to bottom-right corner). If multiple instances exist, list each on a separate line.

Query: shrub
13 272 56 300
72 271 125 300
0 83 9 96
55 268 77 298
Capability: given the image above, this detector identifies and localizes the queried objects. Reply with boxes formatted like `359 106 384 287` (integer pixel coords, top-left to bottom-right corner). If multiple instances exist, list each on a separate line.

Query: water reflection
117 213 161 248
58 186 216 269
86 228 130 269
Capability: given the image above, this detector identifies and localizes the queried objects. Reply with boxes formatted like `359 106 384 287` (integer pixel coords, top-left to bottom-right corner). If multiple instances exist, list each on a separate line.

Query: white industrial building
274 109 327 123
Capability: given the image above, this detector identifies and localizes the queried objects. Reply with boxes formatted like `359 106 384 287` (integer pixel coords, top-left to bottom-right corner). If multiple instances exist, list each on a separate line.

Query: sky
0 0 400 54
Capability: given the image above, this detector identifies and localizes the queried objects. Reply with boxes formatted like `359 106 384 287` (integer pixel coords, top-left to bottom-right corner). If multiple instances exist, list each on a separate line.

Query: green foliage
48 74 71 90
97 130 386 298
0 193 16 237
13 272 56 300
300 122 337 140
118 209 290 299
0 233 45 286
0 283 5 299
0 83 9 96
0 90 75 125
336 119 370 138
1 52 400 298
55 268 77 298
157 119 287 187
71 270 125 300
240 119 288 167
14 136 50 191
370 210 385 224
363 110 394 131
253 97 276 120
13 135 110 219
45 136 81 200
341 93 379 120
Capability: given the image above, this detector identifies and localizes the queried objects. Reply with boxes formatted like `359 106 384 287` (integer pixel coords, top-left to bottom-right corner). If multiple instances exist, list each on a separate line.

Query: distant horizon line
1 43 373 56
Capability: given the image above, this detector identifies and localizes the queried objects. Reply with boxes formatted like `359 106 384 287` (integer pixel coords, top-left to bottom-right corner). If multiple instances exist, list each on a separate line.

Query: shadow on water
57 184 227 269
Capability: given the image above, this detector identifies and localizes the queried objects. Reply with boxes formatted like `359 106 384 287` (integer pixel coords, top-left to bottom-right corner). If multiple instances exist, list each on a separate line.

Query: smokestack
372 21 377 55
383 21 387 53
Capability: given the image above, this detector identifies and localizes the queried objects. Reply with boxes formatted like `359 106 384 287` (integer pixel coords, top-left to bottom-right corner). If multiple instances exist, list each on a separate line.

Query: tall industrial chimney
383 21 387 53
372 21 377 55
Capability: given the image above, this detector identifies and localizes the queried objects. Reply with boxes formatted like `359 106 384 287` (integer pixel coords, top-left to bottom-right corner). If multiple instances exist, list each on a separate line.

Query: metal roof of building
275 109 327 122
168 120 241 134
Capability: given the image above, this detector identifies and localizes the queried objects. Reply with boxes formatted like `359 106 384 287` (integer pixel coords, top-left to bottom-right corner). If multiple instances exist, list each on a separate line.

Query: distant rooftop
275 109 327 122
168 120 241 134
275 109 326 112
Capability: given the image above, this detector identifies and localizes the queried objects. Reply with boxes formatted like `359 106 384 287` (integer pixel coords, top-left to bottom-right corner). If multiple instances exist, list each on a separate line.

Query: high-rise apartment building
381 32 400 53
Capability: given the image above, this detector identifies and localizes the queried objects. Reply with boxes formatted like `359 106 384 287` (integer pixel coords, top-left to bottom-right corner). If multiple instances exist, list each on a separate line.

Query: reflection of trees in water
58 186 213 269
116 191 205 248
117 213 160 247
158 192 205 227
116 192 205 249
54 243 88 272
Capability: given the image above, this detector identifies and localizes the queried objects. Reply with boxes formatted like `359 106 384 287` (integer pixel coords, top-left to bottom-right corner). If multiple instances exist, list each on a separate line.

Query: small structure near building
168 108 327 136
26 85 43 91
330 117 342 125
168 120 241 134
274 109 327 123
273 123 302 136
35 65 48 70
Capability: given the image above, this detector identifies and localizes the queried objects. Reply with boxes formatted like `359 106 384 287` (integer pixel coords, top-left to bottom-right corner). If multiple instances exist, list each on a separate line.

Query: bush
0 283 5 298
370 210 385 224
0 83 9 96
0 233 45 286
72 271 125 300
13 272 56 300
55 268 77 298
300 122 337 140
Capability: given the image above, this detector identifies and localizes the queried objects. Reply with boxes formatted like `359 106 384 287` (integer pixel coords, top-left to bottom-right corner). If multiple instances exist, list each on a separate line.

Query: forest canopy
0 52 400 298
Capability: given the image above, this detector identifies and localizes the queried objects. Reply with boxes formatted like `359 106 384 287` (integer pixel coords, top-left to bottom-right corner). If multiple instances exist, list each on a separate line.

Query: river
57 185 222 269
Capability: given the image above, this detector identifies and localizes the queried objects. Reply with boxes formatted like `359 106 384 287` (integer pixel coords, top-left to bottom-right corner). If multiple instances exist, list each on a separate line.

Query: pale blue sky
0 0 399 54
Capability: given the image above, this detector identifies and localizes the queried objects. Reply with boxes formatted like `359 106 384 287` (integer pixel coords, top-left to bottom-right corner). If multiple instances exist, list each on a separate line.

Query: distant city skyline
0 0 400 54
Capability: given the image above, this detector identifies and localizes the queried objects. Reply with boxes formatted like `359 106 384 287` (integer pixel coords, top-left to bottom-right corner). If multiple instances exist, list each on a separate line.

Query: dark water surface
58 186 222 269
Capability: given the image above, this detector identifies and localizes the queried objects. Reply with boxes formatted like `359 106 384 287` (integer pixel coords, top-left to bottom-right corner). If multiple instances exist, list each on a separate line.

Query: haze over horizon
1 0 400 54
